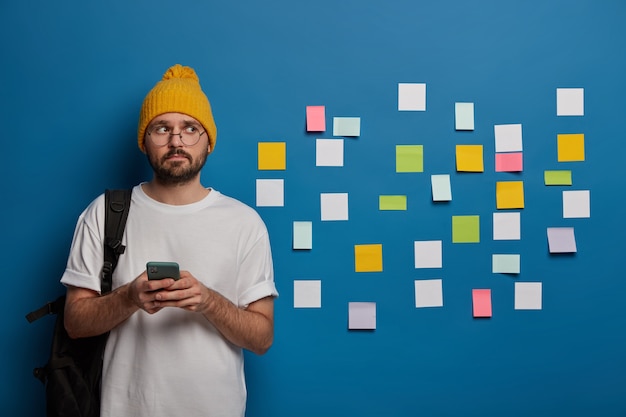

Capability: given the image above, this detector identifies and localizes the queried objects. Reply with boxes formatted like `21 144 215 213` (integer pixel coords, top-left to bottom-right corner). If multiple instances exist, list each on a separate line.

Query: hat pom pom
162 64 199 82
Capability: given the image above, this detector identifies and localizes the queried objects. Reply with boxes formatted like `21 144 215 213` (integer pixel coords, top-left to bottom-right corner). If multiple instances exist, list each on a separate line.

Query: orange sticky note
456 145 484 172
557 134 585 162
472 289 492 317
355 244 383 272
258 142 286 170
306 106 326 132
496 181 524 209
495 152 523 172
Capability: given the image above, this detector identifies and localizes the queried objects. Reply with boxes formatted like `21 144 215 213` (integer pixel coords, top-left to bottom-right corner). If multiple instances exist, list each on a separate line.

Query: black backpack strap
101 189 132 295
25 296 65 324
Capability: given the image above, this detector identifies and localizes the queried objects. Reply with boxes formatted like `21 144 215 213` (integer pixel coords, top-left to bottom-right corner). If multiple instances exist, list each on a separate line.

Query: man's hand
127 271 177 314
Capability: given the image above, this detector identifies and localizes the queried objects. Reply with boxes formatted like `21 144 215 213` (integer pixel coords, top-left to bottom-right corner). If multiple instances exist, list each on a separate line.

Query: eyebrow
148 118 202 128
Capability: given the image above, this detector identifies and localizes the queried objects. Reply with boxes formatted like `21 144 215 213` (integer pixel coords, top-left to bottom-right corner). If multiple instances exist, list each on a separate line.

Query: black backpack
26 189 132 417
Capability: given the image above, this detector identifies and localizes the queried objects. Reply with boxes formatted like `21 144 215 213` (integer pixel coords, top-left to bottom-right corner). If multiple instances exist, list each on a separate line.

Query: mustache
162 148 192 161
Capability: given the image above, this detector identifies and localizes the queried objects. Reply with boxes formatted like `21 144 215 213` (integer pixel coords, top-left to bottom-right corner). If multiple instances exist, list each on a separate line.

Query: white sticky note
547 227 577 253
493 212 521 240
294 280 321 308
293 221 312 250
431 174 452 202
320 193 349 221
256 179 284 207
316 138 344 167
557 88 584 116
348 302 376 330
455 102 474 130
398 83 426 111
414 279 443 308
414 240 442 269
563 190 590 218
515 282 542 310
494 124 523 153
333 117 360 137
492 254 521 274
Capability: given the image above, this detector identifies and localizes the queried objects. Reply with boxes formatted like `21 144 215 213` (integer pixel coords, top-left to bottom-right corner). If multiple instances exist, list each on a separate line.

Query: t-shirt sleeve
237 228 278 308
60 195 105 293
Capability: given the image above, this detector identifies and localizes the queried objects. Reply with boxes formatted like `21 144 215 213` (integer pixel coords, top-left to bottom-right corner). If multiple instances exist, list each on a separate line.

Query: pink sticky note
472 289 492 318
306 106 326 132
495 152 523 172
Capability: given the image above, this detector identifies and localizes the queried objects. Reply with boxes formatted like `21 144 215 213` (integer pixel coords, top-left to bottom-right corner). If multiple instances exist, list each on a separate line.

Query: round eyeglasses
147 125 206 147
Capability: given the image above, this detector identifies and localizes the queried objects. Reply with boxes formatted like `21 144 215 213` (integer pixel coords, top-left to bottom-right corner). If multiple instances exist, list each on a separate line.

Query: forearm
64 284 139 338
200 290 274 355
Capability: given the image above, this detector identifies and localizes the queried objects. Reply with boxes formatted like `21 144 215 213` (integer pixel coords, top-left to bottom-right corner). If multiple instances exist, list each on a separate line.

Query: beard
147 148 208 185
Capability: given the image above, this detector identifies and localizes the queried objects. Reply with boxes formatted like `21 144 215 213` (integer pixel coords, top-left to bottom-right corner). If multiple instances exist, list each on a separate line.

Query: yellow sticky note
557 134 585 162
496 181 524 209
456 145 484 172
258 142 286 170
355 244 383 272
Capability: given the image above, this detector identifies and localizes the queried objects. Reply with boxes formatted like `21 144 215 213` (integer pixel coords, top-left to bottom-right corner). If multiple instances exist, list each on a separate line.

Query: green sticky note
379 195 407 210
492 254 521 274
452 215 480 243
396 145 424 173
544 170 572 185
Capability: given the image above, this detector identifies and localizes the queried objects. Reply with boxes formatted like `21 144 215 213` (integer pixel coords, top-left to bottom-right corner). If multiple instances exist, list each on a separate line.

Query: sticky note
316 138 344 167
431 174 452 201
492 254 521 274
547 227 577 253
455 102 474 130
379 195 407 211
452 215 480 243
396 145 424 173
494 124 523 152
545 170 572 185
293 280 321 308
398 83 426 111
456 145 484 172
495 152 523 172
293 221 312 250
557 134 585 162
557 88 584 116
493 212 521 240
414 240 443 269
258 142 286 170
472 289 492 318
306 105 326 132
415 279 443 308
496 181 524 209
515 282 542 310
320 193 349 221
333 117 361 137
348 302 376 330
355 244 383 272
256 179 284 207
563 190 590 218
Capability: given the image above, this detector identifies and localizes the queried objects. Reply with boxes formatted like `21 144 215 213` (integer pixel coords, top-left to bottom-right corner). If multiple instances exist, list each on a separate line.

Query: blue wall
3 1 625 416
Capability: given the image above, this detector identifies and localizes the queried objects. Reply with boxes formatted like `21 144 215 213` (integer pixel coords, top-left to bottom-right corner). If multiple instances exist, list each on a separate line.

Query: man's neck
141 178 210 205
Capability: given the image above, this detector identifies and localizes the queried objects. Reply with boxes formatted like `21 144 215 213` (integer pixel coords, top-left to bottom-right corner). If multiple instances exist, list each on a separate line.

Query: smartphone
146 261 180 281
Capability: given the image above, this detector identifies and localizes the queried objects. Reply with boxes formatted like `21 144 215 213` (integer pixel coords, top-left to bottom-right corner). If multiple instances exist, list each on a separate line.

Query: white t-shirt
60 185 278 417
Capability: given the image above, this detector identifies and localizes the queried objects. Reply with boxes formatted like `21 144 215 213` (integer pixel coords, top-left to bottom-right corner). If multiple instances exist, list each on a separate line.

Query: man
61 64 278 417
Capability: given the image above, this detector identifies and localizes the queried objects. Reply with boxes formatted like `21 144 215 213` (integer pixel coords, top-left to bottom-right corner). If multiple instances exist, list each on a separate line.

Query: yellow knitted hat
138 64 217 152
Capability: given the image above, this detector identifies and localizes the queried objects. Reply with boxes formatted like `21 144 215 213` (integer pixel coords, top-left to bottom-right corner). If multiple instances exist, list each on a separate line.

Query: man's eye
153 126 170 134
184 126 198 134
